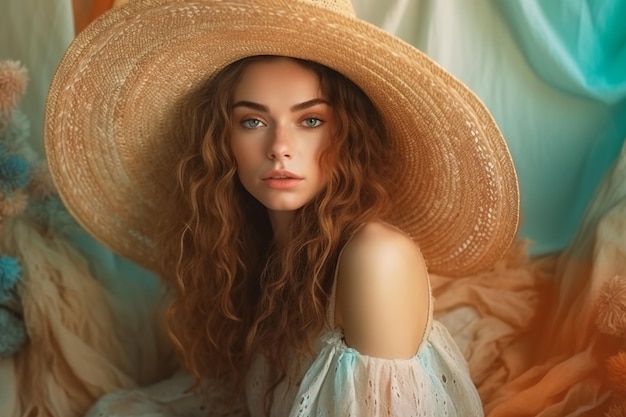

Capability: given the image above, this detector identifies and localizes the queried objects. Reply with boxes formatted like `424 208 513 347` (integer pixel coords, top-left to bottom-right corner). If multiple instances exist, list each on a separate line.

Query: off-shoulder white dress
86 246 483 417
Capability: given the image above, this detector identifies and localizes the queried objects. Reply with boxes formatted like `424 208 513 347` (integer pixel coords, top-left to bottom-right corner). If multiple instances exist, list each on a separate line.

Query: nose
267 124 293 160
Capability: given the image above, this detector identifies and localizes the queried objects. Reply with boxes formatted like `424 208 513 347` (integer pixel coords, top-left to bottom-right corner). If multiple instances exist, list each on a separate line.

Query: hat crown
301 0 355 16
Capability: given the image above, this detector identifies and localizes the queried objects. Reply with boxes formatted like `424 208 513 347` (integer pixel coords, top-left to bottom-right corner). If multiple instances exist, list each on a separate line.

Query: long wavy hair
157 55 395 411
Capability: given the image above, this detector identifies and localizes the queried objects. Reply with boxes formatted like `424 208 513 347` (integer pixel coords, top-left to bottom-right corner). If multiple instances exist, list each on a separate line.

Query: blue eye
303 117 323 128
242 119 265 129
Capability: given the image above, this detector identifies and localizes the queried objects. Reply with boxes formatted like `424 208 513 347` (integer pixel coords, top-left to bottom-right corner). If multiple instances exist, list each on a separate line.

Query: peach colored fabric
431 241 543 402
433 140 626 416
484 138 626 415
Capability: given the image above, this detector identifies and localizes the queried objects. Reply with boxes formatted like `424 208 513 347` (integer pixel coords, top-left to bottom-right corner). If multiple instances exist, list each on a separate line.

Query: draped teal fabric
493 0 626 254
355 0 626 255
493 1 626 103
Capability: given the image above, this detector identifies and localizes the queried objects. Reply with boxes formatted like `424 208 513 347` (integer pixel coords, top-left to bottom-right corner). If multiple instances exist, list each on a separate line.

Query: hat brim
45 0 519 276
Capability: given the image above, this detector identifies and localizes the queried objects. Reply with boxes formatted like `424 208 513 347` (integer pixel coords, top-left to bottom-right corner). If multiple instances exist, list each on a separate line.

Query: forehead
233 58 323 100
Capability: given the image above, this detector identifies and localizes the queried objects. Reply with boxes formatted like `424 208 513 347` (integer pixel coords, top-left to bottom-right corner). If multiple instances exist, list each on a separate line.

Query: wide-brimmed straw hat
45 0 519 277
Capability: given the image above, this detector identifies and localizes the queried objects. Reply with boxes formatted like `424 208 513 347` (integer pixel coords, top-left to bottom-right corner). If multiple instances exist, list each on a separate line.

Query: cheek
230 139 247 165
230 141 259 179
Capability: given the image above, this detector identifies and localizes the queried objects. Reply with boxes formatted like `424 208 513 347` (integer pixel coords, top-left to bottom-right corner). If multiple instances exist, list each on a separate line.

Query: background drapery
1 0 624 416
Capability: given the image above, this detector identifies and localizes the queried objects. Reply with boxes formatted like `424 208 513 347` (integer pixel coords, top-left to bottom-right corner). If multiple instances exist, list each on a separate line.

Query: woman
44 0 519 415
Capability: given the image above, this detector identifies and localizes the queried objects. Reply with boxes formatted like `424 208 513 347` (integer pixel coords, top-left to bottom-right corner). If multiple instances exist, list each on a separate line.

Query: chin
264 203 305 212
260 198 313 213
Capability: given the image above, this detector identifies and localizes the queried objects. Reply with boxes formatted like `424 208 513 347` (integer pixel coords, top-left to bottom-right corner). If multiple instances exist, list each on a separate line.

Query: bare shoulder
334 222 430 359
340 222 426 270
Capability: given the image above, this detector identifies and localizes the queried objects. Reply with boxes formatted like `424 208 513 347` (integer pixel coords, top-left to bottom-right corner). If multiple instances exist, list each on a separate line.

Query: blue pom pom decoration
0 154 30 191
0 308 27 358
0 255 22 293
1 110 31 148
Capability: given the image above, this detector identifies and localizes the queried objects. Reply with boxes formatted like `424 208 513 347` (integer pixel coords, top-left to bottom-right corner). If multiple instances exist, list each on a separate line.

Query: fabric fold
1 218 177 417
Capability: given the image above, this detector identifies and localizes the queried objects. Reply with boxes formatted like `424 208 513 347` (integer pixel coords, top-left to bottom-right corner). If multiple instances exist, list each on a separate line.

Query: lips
262 170 303 190
262 170 302 180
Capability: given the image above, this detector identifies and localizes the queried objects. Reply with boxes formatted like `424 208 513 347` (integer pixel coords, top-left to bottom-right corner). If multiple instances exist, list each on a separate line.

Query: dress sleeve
288 323 483 417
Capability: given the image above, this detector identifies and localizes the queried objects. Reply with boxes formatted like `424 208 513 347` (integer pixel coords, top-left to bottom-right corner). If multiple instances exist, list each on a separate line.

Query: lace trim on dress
287 322 483 417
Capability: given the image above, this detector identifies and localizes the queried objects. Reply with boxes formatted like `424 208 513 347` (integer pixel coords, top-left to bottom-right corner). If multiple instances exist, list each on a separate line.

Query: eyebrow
232 98 329 113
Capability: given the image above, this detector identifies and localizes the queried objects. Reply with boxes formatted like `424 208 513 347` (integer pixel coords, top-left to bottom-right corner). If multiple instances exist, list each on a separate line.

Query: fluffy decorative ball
0 307 27 358
596 275 626 338
606 401 626 417
1 110 31 150
0 254 21 293
607 351 626 394
0 154 31 191
0 60 28 115
0 189 28 217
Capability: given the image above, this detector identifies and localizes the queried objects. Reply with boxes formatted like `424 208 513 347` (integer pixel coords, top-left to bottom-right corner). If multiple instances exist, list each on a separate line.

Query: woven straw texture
45 0 519 276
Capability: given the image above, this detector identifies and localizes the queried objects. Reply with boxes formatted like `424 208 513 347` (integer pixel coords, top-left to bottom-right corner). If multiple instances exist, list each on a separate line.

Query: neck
268 210 294 245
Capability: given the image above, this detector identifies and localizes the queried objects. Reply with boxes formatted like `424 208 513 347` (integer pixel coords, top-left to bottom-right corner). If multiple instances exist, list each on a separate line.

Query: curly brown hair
157 55 395 410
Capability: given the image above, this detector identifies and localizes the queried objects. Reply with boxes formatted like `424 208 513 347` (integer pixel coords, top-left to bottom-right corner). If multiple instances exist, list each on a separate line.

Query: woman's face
230 58 334 214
